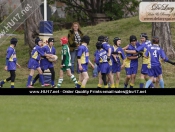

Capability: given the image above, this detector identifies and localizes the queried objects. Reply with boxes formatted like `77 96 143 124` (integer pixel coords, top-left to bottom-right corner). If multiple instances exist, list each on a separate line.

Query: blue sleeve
102 43 110 51
37 47 45 56
120 48 126 60
77 46 83 57
136 44 144 52
6 58 9 66
161 49 169 61
6 49 14 59
95 54 100 65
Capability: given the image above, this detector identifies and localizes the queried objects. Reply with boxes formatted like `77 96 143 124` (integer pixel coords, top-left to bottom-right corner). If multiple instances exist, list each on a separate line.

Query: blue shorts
100 63 111 74
125 66 138 75
141 64 148 75
112 63 121 73
78 63 88 73
7 61 16 71
28 58 40 70
97 65 101 73
40 59 53 70
148 66 162 77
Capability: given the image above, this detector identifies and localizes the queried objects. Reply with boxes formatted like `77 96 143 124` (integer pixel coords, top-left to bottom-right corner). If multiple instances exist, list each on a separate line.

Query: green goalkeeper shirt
61 44 71 66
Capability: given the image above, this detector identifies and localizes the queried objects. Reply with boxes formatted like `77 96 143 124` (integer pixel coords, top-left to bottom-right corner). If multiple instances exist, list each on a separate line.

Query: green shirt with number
61 45 71 67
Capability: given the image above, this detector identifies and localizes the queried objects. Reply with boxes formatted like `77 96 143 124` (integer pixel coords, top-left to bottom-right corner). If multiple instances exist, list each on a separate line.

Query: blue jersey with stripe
6 46 17 70
95 49 108 65
111 45 126 65
145 44 164 67
30 45 45 61
77 44 89 64
101 42 111 52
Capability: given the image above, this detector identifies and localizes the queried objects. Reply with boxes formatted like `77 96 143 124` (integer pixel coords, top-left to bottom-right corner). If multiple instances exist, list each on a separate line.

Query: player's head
98 35 105 42
10 38 18 47
104 36 109 42
35 37 42 46
60 37 68 45
96 42 102 50
81 35 90 45
48 38 54 46
130 35 137 45
140 33 147 42
113 37 121 47
152 36 159 44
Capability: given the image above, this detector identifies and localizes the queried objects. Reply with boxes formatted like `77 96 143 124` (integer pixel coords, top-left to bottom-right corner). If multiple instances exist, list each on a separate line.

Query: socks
57 78 63 88
71 75 77 84
110 84 115 88
115 83 119 88
1 80 6 85
11 82 14 88
104 85 108 88
130 83 134 88
97 84 102 88
145 80 152 88
76 81 81 88
140 79 145 88
39 74 44 85
51 80 54 86
159 79 164 88
81 85 85 88
149 83 154 88
27 75 32 87
124 83 128 88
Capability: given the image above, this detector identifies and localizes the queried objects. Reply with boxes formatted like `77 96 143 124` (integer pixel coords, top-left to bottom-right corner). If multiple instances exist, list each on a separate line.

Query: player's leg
115 72 120 88
32 68 44 86
155 77 159 88
27 69 35 87
49 67 55 87
76 73 83 88
145 68 155 88
101 73 108 88
130 74 136 88
66 68 78 88
81 72 89 88
0 75 12 88
156 65 164 88
97 72 103 88
10 70 16 88
107 72 115 88
124 68 131 88
36 67 49 87
57 69 64 88
140 73 145 88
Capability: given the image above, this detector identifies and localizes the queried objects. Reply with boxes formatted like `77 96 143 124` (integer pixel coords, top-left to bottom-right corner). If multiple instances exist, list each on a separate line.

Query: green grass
1 16 175 88
0 96 175 132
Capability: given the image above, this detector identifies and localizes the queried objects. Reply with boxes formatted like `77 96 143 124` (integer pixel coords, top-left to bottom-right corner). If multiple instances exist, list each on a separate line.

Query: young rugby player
111 37 126 88
76 35 94 88
95 42 111 88
57 37 78 88
0 38 21 88
124 35 140 88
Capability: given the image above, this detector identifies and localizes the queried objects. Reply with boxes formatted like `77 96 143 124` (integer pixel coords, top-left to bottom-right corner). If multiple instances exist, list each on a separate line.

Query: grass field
0 96 175 132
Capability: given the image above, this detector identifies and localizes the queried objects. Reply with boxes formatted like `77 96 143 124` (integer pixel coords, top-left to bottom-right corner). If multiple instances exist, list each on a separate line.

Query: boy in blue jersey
26 37 53 88
76 35 94 88
97 36 115 88
124 33 155 88
31 38 56 88
144 36 165 88
144 36 171 88
95 42 111 88
111 37 126 88
124 35 140 88
0 38 21 88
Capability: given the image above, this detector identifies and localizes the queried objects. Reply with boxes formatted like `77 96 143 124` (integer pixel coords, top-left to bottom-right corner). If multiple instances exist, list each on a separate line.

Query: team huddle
0 33 175 88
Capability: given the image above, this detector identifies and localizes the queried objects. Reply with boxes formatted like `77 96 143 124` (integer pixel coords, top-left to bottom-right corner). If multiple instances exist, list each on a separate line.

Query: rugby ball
48 55 58 62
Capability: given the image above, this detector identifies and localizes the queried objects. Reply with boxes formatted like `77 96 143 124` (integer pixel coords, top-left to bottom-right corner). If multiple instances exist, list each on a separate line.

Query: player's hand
117 51 122 54
4 66 7 71
17 64 21 68
121 65 125 70
79 65 83 71
91 64 95 69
